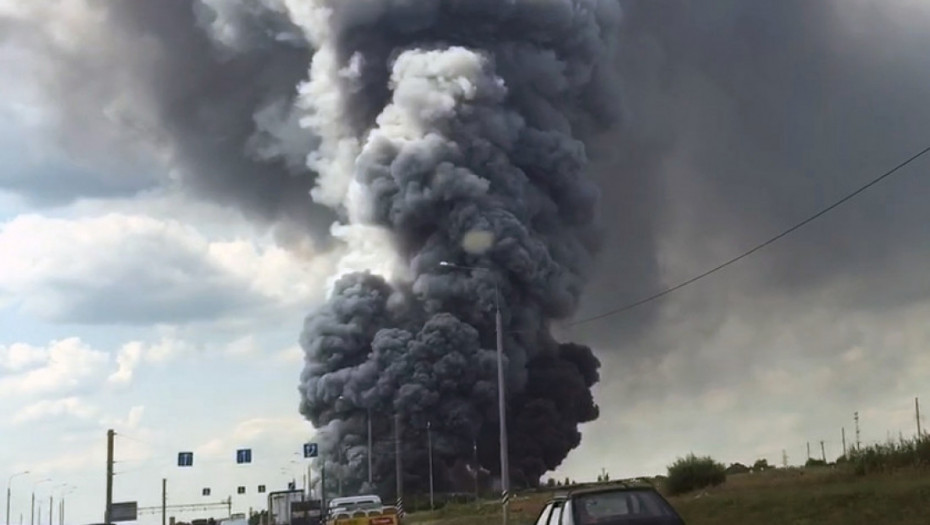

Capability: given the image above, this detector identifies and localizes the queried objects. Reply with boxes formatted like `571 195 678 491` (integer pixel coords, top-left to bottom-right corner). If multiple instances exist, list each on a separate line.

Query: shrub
665 453 727 496
805 458 827 467
847 434 930 475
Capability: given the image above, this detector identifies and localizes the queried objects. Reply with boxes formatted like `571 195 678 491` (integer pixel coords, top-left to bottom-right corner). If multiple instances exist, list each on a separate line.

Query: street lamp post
6 471 29 525
49 485 67 525
30 480 50 525
438 261 510 525
367 407 373 487
337 395 374 487
55 487 74 525
427 421 435 511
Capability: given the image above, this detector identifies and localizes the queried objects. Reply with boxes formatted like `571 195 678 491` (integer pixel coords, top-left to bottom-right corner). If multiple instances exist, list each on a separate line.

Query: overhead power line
569 143 930 327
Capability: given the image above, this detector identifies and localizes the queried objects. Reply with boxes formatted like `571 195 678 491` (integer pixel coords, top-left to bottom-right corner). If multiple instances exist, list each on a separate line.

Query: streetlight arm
438 261 501 313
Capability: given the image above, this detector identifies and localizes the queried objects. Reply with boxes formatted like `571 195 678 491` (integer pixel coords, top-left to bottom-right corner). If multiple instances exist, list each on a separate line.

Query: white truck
324 495 401 525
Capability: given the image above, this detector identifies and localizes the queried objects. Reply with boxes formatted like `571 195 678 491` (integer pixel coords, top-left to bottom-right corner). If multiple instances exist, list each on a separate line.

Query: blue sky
3 1 930 525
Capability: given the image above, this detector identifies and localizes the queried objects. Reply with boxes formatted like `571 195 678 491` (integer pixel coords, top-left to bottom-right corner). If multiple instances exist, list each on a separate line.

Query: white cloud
108 337 189 386
0 213 332 325
196 416 313 461
0 337 109 398
274 344 303 364
12 396 97 424
100 405 146 430
0 341 47 370
225 335 259 358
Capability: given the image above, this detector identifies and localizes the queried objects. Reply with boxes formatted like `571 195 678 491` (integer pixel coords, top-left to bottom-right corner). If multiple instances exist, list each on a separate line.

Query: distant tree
665 454 727 496
603 472 610 481
725 462 750 475
753 458 771 471
546 478 556 487
564 477 571 486
805 458 827 468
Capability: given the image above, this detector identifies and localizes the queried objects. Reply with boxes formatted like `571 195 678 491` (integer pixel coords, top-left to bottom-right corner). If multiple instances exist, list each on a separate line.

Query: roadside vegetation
664 454 727 496
405 434 930 525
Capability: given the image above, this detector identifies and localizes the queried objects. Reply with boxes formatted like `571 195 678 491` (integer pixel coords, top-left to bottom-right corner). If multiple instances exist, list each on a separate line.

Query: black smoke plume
295 1 620 494
1 0 616 490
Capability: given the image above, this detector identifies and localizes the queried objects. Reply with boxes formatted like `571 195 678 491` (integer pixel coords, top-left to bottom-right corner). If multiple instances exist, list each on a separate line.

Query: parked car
533 482 685 525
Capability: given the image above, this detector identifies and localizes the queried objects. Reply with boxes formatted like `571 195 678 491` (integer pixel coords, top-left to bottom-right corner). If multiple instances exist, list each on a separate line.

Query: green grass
669 466 930 525
406 465 930 525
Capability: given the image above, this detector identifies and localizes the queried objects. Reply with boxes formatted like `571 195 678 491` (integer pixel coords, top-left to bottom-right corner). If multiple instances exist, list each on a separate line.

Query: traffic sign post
303 443 318 458
236 449 252 464
178 452 194 467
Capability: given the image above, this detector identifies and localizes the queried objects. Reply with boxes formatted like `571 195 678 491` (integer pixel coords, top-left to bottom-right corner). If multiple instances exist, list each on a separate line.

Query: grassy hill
670 466 930 525
405 466 930 525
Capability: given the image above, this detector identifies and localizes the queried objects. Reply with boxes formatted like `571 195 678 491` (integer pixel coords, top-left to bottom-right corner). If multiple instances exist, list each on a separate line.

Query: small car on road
533 482 685 525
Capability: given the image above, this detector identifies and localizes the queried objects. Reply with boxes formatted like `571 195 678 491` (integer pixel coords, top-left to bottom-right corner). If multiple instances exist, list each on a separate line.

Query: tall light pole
367 407 373 486
338 395 374 487
427 421 435 511
49 485 66 525
438 261 509 525
56 487 74 525
30 479 50 525
6 471 29 525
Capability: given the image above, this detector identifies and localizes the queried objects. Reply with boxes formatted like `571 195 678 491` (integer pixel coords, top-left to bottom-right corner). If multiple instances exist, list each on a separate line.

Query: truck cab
324 495 400 525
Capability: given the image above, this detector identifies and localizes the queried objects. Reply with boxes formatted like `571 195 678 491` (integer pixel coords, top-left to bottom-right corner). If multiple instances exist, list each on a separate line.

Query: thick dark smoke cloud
10 0 929 489
0 0 334 242
2 0 616 491
295 1 618 493
573 0 930 354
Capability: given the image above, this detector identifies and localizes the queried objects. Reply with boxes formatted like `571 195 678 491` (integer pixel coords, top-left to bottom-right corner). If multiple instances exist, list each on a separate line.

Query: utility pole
473 439 480 507
368 408 374 486
320 460 327 513
842 427 847 457
820 441 826 462
105 429 114 524
917 397 922 438
394 413 403 515
495 286 510 525
854 412 861 451
427 422 435 511
7 471 29 525
161 479 167 525
47 497 50 525
781 450 787 468
436 261 508 524
806 441 810 460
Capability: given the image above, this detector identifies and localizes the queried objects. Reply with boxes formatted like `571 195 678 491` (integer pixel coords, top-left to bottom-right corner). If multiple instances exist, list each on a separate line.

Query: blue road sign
178 452 194 467
303 443 318 458
258 485 266 494
237 486 246 495
288 481 296 490
236 448 252 464
202 488 211 496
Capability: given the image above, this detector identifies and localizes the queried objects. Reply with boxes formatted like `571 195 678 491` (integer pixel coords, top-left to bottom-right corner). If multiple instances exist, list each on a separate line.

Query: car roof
548 481 659 501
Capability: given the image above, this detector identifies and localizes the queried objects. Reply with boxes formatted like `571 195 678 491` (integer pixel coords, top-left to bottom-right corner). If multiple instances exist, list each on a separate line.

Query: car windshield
572 490 677 523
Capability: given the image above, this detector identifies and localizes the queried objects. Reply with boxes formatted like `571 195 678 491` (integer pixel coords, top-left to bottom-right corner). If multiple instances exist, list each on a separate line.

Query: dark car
533 483 685 525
